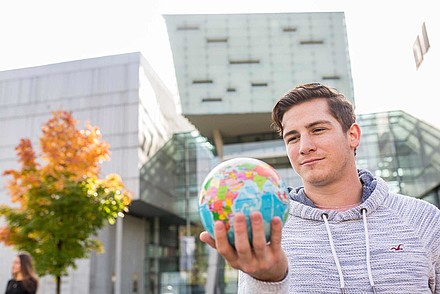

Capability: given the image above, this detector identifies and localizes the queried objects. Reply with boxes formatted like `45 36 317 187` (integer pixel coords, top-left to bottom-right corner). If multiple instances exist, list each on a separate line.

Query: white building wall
119 216 146 294
0 52 140 294
0 52 189 294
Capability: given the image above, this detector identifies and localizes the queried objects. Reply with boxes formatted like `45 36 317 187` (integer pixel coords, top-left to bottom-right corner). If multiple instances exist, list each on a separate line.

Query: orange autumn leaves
0 110 131 246
39 110 110 183
2 139 39 206
3 111 110 205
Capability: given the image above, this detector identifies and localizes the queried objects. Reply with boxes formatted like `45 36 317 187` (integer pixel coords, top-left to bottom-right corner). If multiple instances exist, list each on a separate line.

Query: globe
198 157 289 246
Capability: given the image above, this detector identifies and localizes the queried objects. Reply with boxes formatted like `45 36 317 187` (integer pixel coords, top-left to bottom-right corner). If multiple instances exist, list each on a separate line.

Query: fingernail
235 215 245 224
250 213 261 222
214 221 224 230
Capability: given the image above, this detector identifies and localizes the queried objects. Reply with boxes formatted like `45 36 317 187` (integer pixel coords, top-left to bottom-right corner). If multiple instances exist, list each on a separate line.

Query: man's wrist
254 267 288 283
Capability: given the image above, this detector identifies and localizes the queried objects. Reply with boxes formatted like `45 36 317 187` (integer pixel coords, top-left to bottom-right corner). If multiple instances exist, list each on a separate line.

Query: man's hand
199 211 288 282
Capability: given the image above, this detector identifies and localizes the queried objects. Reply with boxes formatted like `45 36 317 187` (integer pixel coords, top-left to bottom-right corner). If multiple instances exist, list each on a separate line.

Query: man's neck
314 201 361 211
304 171 363 209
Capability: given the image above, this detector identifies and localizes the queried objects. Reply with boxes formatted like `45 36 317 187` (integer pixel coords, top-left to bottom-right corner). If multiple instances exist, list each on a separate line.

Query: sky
0 0 438 127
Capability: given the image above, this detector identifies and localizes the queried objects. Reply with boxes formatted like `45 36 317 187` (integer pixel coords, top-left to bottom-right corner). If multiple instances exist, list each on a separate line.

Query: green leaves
0 110 132 282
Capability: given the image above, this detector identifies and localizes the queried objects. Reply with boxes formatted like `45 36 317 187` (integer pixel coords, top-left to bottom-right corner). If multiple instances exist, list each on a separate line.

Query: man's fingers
233 212 252 253
232 212 256 272
202 213 287 282
269 216 283 248
249 211 268 257
199 231 216 249
214 221 238 263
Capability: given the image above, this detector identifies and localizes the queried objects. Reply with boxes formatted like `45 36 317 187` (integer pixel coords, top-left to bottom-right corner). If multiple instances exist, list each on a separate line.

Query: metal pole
205 129 225 294
115 217 123 294
185 140 190 237
184 139 191 293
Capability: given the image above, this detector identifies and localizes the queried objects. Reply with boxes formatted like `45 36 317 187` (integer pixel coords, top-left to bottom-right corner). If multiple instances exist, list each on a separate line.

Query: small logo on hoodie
390 244 404 251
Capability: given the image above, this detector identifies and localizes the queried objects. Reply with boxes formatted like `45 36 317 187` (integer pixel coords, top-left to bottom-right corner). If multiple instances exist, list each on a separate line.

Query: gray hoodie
238 169 440 293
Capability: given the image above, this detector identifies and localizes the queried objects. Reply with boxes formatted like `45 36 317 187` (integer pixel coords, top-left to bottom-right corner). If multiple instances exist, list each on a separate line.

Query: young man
200 83 440 293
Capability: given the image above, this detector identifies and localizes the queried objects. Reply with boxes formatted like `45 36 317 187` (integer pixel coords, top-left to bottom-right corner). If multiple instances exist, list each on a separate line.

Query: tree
0 110 132 294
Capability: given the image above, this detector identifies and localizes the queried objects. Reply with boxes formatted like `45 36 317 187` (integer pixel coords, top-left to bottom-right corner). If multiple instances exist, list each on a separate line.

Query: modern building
0 52 202 294
356 111 440 204
0 9 439 294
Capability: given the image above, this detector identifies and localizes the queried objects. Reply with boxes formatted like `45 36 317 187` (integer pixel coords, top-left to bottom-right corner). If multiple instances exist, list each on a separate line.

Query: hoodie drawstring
361 208 377 293
322 213 346 293
322 209 377 294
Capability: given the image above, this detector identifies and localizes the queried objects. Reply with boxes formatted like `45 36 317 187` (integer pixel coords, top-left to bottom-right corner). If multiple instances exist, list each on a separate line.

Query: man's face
281 98 359 187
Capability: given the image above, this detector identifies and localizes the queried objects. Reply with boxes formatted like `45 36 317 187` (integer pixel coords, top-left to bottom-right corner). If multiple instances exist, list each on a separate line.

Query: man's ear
348 123 361 149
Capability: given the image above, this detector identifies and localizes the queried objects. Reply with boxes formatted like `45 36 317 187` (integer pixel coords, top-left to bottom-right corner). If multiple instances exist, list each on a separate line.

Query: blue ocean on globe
198 157 289 246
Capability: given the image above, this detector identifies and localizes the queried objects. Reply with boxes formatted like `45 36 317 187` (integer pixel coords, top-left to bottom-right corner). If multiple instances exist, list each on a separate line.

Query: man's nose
299 135 317 155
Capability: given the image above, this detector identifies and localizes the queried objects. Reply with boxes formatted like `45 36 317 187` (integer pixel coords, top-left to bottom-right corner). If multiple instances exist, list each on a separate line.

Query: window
251 82 268 87
177 26 199 31
202 98 222 102
283 27 297 32
229 59 260 64
322 76 340 80
193 80 213 84
300 40 324 45
207 38 228 43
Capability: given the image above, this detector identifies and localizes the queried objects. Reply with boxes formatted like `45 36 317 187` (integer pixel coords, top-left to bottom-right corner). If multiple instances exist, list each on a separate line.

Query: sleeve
435 261 440 294
29 279 38 294
424 203 440 293
401 196 440 293
5 280 12 292
238 270 289 293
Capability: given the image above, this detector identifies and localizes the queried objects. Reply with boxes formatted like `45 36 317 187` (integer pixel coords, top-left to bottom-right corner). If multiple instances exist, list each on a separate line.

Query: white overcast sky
0 0 438 127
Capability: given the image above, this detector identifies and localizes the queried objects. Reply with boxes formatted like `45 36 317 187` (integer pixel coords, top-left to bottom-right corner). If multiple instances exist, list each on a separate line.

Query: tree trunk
56 275 61 294
57 240 62 294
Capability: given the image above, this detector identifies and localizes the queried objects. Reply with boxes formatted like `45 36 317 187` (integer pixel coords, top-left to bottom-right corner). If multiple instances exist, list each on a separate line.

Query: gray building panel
164 12 353 141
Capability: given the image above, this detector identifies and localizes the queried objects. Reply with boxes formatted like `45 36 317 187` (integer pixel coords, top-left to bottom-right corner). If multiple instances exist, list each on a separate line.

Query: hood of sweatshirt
288 168 389 222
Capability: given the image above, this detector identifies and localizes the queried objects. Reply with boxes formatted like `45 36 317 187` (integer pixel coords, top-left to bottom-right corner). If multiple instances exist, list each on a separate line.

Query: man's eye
286 136 299 143
313 128 325 133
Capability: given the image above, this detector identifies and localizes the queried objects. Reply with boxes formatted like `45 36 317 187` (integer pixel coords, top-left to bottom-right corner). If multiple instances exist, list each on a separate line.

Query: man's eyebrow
283 129 298 140
307 120 332 128
282 120 332 139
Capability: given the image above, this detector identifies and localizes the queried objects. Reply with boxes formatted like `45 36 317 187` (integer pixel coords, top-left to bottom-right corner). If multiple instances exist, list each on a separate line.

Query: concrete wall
0 53 149 294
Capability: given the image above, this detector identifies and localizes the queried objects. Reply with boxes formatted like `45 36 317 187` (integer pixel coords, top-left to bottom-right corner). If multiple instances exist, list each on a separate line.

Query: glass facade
140 132 221 294
356 110 440 206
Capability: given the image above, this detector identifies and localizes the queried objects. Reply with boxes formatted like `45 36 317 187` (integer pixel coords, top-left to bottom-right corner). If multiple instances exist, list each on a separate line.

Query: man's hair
271 83 356 136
